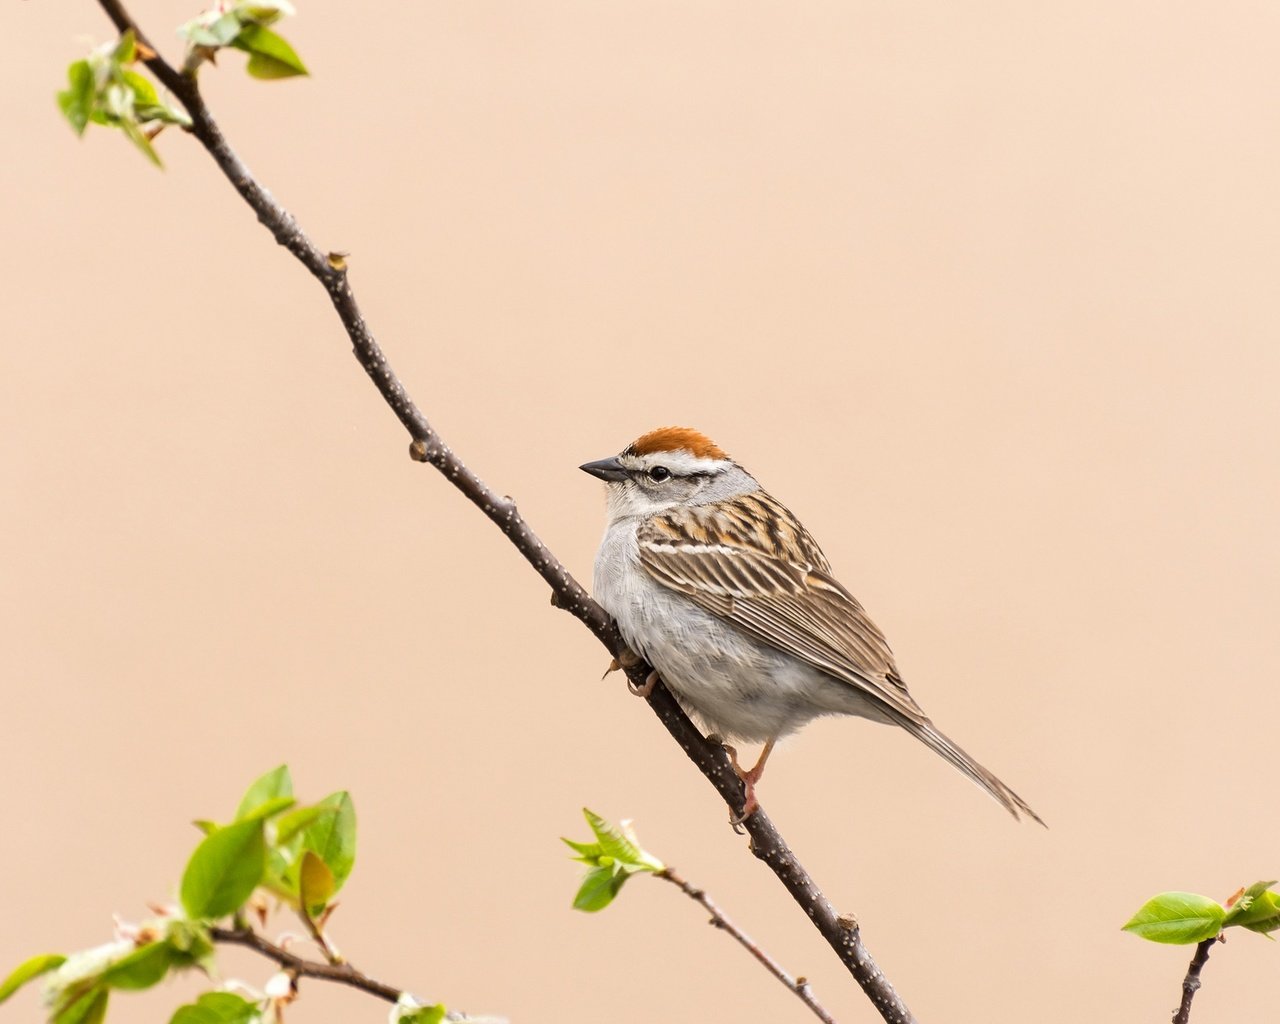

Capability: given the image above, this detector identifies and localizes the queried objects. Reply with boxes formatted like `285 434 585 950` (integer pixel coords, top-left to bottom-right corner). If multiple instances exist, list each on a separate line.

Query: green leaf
1224 880 1277 924
232 26 308 79
237 795 296 823
298 850 335 915
263 794 356 904
0 953 66 1004
193 820 219 835
302 792 356 890
165 920 215 969
121 70 158 107
100 942 173 991
54 987 109 1024
170 991 260 1024
57 60 95 136
119 118 163 168
572 865 627 912
584 809 642 862
1240 906 1280 935
244 49 307 81
1227 882 1280 935
235 766 293 820
134 103 191 127
561 837 604 864
1122 892 1226 944
580 809 663 872
262 852 300 904
180 818 267 919
236 0 296 26
272 804 327 846
112 29 137 66
398 1006 446 1024
390 994 446 1024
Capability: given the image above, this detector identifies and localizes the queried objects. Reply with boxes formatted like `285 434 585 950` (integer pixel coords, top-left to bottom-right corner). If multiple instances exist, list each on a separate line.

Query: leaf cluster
1122 880 1280 944
180 0 308 80
185 764 356 920
56 31 189 165
0 766 435 1024
562 809 665 913
56 1 307 167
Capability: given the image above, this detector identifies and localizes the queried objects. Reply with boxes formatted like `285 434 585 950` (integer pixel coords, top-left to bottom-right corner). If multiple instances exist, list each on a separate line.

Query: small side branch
1172 936 1218 1024
657 867 837 1024
210 926 400 1003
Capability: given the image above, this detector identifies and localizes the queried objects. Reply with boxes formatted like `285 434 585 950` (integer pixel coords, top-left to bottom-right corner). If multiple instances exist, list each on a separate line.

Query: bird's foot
729 788 760 828
722 744 761 827
601 646 643 680
723 740 776 828
628 670 660 698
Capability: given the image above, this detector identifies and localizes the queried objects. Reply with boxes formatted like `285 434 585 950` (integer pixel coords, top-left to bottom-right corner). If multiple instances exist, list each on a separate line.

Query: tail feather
903 717 1045 826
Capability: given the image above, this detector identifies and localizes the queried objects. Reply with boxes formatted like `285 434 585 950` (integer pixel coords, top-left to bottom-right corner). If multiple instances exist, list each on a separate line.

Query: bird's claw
602 647 655 695
628 670 660 698
601 646 643 680
723 742 764 828
729 792 760 831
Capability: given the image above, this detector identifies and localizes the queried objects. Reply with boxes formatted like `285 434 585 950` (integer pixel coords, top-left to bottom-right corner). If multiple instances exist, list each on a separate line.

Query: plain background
4 2 1279 1022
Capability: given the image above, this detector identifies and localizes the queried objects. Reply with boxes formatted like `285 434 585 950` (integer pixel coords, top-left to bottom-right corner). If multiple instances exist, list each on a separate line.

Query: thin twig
297 909 343 965
210 926 400 1003
656 867 837 1024
88 5 915 1021
1172 936 1218 1024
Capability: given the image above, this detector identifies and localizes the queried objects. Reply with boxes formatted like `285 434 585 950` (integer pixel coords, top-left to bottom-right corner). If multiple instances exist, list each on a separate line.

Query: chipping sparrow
582 426 1043 825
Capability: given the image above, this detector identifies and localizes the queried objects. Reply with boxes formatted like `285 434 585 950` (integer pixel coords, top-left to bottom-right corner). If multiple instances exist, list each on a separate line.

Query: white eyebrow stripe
619 451 729 475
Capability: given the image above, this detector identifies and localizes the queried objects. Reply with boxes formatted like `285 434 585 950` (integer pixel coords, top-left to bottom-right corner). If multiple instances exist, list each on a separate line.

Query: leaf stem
89 3 915 1020
297 909 343 965
656 867 838 1024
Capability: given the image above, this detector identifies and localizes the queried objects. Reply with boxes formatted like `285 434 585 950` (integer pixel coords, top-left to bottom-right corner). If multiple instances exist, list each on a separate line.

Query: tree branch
1172 936 1218 1024
89 4 915 1021
656 866 837 1024
210 926 399 1003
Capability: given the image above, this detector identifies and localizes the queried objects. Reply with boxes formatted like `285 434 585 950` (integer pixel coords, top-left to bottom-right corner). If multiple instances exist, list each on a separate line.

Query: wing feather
638 493 926 724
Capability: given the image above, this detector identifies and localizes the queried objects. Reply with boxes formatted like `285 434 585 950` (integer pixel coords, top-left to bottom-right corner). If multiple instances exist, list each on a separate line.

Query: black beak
579 456 629 482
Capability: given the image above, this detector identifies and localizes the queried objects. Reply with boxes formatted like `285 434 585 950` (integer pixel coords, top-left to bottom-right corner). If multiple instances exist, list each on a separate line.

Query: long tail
902 717 1046 826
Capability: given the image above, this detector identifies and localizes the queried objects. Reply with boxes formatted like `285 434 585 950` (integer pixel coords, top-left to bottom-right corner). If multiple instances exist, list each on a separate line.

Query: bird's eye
648 466 671 482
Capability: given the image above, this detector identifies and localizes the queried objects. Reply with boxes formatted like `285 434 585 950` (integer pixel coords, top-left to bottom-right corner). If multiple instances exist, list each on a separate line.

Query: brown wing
637 492 926 725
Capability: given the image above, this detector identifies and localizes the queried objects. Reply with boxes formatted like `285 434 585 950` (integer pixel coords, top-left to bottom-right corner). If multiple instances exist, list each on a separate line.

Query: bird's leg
601 645 642 680
723 738 776 825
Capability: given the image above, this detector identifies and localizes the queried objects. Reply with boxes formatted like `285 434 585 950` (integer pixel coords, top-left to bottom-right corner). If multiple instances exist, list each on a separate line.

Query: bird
581 426 1043 825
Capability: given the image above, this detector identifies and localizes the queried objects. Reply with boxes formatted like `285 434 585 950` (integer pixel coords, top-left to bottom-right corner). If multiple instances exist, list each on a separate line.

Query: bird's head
580 427 757 520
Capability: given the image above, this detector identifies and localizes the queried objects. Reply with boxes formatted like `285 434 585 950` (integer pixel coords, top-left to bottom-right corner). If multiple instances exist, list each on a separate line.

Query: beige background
4 2 1279 1022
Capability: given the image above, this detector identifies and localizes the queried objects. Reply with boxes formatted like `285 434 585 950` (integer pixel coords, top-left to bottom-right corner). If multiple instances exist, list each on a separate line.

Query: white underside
593 519 893 742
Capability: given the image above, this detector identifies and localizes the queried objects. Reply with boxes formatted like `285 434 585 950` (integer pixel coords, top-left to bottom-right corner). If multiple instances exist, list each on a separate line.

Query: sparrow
582 426 1043 825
